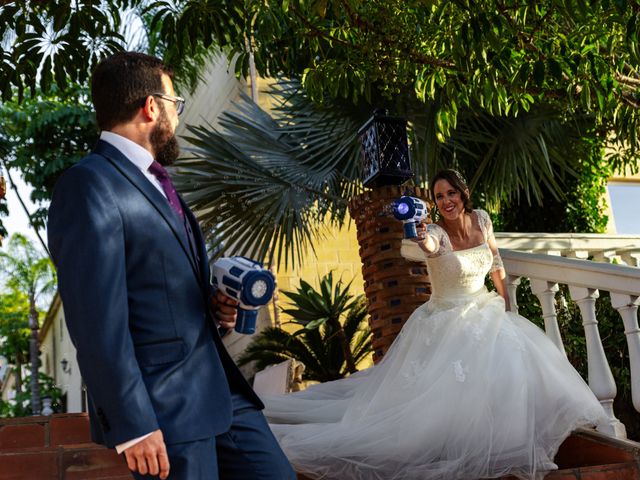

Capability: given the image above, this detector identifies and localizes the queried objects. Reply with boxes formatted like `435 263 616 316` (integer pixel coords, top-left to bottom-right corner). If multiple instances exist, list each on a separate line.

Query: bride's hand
410 223 429 250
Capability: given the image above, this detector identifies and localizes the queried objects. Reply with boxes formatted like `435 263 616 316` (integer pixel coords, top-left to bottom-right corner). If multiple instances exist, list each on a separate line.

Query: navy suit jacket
47 140 262 448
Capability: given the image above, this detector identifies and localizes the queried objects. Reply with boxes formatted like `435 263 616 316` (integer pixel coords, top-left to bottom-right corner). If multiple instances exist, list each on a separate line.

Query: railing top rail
495 232 640 240
496 233 640 252
500 249 640 296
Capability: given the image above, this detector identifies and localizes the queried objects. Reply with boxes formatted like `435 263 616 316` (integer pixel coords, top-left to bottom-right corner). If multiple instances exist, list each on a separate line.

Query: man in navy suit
47 51 295 479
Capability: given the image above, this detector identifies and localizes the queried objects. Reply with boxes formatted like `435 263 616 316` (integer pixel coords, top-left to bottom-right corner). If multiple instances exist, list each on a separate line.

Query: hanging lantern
358 109 413 188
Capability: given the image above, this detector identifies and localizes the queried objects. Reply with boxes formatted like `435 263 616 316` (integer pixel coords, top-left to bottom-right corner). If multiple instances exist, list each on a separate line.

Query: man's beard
150 107 180 166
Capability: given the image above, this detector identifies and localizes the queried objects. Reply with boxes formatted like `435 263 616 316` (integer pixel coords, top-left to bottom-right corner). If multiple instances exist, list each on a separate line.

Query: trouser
131 392 295 479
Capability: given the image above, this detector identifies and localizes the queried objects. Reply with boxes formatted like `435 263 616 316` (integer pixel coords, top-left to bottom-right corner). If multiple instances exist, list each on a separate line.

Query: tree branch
615 72 640 88
289 4 456 70
0 160 51 260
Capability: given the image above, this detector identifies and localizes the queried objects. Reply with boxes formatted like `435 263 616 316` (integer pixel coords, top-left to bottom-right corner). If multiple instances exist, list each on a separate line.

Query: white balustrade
496 233 640 265
501 249 640 439
529 280 565 356
569 286 625 438
506 275 520 314
610 293 640 413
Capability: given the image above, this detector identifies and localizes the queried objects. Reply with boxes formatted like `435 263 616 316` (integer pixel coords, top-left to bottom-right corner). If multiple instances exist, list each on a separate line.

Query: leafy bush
0 371 64 418
238 273 372 382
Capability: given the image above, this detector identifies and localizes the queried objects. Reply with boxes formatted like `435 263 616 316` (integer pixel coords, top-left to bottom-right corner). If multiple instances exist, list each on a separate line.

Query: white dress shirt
100 130 167 199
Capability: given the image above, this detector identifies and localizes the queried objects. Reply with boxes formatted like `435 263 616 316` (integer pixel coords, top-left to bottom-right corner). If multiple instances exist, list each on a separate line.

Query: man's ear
141 95 158 121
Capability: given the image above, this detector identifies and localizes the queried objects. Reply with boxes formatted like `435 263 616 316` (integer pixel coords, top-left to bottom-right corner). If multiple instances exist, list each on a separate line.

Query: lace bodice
426 243 493 298
425 209 493 257
424 210 495 299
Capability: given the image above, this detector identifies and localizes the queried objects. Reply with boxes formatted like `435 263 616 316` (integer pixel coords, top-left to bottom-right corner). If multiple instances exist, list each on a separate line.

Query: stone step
0 413 92 451
0 443 130 480
2 416 639 479
298 430 640 480
0 414 129 479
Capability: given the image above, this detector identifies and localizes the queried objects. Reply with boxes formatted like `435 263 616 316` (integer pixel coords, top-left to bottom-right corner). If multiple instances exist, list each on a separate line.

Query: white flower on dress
470 323 484 341
452 360 467 382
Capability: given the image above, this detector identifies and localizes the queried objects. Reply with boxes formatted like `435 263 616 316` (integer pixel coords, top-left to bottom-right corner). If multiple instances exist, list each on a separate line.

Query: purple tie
148 161 184 218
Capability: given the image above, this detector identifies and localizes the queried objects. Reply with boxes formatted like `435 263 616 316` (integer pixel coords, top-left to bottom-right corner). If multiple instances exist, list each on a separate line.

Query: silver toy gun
212 256 276 335
392 196 428 239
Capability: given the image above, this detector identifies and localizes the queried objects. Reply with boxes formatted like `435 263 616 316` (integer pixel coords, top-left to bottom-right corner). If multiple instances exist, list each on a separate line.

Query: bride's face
434 179 465 221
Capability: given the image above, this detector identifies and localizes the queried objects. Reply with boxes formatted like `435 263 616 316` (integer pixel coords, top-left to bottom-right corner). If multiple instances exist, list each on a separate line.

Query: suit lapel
182 201 212 296
93 140 200 281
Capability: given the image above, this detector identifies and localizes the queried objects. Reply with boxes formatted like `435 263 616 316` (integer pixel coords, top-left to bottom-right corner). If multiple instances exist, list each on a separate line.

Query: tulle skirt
262 288 607 480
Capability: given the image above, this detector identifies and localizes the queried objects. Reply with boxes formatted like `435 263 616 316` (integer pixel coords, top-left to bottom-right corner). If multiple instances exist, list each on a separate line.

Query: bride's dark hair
429 169 473 214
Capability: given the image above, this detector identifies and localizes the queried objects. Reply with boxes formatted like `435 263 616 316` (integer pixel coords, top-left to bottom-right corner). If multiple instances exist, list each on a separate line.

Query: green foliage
0 1 127 101
493 138 612 233
137 0 640 162
0 290 30 367
5 1 640 159
0 84 97 233
0 233 56 311
0 372 64 418
281 272 357 331
3 1 636 270
238 274 371 382
432 106 591 207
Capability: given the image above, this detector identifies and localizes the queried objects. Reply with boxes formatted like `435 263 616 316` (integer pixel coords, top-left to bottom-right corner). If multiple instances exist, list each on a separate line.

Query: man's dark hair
429 169 473 213
91 51 173 131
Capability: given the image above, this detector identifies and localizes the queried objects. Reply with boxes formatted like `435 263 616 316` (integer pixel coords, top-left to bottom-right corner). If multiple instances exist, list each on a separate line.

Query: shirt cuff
116 432 154 454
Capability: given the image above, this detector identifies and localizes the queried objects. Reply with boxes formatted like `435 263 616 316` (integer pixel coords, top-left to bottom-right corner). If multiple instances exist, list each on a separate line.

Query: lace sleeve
475 209 493 241
476 210 504 272
491 251 504 272
426 223 451 257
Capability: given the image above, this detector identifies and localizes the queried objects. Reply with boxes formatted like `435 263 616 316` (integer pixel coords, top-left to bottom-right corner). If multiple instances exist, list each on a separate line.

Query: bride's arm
487 234 510 310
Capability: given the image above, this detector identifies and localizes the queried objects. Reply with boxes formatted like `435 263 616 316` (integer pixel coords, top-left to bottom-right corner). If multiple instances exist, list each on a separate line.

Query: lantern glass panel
359 114 413 188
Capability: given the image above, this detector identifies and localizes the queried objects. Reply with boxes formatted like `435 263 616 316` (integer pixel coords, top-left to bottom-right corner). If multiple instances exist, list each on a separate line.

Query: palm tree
0 290 30 398
174 79 591 270
0 234 56 415
238 274 371 382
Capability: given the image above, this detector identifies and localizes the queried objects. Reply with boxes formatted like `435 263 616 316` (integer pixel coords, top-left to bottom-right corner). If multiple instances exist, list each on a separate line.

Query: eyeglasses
152 93 185 116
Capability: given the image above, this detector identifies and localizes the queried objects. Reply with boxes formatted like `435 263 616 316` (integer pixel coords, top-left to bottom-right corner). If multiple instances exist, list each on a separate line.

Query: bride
262 169 606 480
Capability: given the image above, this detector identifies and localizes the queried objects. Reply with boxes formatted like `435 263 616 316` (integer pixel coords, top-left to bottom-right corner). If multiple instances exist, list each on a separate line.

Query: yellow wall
274 217 364 318
605 165 640 233
248 77 367 305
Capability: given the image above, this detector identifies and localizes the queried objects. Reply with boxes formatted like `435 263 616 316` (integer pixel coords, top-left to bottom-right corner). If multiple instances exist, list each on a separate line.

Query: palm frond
174 86 363 269
409 105 588 206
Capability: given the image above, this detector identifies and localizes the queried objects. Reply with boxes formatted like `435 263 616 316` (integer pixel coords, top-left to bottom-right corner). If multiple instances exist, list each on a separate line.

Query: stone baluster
593 250 620 264
610 293 640 413
620 252 640 267
505 275 521 313
530 280 565 356
566 250 589 260
569 286 627 438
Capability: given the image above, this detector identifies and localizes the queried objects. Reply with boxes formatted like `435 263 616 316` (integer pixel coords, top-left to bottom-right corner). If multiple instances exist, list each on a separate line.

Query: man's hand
211 290 239 330
124 429 170 479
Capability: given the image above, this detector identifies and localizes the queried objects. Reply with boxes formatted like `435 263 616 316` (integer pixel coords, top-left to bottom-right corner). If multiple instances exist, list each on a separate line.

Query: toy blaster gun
212 256 276 335
393 196 428 239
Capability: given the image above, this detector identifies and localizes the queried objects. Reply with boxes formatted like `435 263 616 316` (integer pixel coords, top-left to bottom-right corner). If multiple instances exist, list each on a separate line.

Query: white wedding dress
263 210 606 480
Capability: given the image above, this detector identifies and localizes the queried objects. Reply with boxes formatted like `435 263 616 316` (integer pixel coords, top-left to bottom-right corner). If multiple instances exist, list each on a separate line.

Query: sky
1 171 43 252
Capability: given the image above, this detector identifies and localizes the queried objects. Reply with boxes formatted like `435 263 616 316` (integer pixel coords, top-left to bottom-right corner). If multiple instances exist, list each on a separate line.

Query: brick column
348 186 431 363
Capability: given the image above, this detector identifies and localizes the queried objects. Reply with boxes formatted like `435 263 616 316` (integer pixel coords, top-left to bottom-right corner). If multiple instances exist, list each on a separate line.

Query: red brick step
3 415 640 479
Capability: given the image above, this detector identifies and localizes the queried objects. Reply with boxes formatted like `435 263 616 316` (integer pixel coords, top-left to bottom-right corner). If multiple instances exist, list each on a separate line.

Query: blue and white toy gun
393 196 428 239
212 256 276 335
